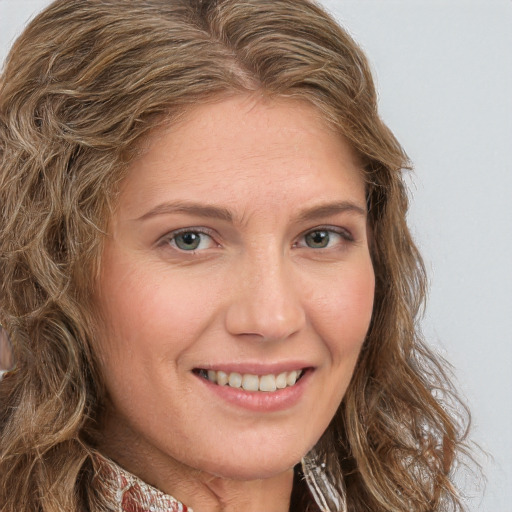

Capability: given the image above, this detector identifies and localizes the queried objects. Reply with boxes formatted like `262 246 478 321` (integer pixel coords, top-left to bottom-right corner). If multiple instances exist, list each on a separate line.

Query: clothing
94 453 193 512
93 451 341 512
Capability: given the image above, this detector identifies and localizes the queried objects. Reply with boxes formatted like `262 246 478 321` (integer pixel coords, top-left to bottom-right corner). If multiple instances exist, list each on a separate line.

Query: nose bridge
224 243 306 341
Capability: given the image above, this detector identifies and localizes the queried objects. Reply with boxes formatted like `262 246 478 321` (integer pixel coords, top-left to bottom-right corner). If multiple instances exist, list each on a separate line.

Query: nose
224 249 306 342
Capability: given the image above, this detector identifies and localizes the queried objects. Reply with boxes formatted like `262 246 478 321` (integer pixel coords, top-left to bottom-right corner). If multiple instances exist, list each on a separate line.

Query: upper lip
193 362 313 375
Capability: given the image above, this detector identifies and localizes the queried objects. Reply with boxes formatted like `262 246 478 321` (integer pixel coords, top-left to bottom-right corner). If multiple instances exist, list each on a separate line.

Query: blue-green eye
304 230 331 248
299 228 351 249
170 231 214 251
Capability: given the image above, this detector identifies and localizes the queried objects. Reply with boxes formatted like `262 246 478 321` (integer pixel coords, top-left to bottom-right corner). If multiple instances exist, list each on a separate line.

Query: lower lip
195 370 311 412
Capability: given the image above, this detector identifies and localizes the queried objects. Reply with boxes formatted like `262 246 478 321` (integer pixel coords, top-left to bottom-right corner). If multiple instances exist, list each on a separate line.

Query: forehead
116 94 365 220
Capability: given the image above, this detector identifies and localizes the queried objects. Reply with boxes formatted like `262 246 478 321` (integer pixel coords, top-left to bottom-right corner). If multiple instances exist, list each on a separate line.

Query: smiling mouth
194 368 306 392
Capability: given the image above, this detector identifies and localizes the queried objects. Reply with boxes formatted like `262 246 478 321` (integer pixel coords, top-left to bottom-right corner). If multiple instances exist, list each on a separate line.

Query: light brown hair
0 0 473 510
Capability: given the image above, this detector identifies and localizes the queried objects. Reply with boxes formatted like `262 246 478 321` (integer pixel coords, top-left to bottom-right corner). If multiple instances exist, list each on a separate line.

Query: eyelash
158 225 354 253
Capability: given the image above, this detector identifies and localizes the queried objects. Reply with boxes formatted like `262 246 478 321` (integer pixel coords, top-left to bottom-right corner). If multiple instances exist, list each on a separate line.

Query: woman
0 0 473 511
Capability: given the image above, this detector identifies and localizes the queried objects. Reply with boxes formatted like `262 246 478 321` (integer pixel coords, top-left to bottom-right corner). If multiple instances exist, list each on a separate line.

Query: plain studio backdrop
1 1 511 510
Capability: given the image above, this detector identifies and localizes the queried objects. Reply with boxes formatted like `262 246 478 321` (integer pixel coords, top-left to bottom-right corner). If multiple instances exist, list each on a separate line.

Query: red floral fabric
93 453 193 512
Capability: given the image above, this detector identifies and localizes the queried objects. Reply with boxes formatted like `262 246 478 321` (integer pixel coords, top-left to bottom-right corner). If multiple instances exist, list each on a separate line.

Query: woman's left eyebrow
296 201 367 223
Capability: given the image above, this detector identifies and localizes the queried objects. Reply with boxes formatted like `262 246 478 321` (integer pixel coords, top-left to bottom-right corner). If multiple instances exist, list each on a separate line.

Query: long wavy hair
0 0 473 510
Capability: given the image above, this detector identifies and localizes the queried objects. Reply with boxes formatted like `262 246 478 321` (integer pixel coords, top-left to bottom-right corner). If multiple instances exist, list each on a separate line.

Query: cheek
311 261 375 358
95 255 223 368
93 264 207 420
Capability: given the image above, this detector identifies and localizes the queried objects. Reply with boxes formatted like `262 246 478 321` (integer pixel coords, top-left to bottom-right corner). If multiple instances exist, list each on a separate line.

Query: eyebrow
135 201 233 222
296 201 367 222
134 199 366 223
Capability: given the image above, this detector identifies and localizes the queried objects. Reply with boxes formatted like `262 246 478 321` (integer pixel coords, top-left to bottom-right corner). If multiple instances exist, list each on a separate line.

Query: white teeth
242 374 259 391
275 372 288 389
217 370 228 386
200 369 303 392
228 372 242 388
286 370 298 386
259 374 277 392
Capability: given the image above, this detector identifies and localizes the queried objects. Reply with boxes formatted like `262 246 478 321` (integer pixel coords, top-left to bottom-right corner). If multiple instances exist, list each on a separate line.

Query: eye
165 230 216 251
297 228 352 249
304 230 331 249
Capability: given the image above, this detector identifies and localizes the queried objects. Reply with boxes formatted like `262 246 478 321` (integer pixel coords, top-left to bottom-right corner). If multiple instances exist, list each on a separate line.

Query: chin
193 444 307 481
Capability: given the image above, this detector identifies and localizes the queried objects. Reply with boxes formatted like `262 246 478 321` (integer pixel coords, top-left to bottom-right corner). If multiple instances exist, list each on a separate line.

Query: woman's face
95 95 374 483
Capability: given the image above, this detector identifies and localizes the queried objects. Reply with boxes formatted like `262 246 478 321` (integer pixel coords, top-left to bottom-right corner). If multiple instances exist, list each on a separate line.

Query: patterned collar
93 452 193 512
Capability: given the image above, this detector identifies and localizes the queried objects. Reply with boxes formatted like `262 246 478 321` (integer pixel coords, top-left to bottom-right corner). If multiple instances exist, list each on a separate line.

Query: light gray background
1 1 510 510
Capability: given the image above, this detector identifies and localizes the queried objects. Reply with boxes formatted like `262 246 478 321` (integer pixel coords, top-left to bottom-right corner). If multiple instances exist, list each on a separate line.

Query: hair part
1 1 474 510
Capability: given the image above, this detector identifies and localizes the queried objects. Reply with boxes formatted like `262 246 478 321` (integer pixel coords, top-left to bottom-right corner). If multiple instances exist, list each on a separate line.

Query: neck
188 470 294 512
96 440 294 512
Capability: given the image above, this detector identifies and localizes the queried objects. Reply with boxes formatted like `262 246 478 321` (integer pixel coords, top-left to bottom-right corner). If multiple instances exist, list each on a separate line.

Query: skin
95 94 375 512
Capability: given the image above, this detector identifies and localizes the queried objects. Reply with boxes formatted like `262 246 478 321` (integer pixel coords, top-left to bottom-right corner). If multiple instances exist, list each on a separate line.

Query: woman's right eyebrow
133 201 234 223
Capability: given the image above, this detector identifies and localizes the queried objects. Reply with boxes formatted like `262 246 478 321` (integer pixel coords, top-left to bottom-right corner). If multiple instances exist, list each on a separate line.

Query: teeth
200 369 304 392
259 374 277 392
242 374 259 391
217 370 228 386
276 372 287 389
228 372 242 388
286 370 298 386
